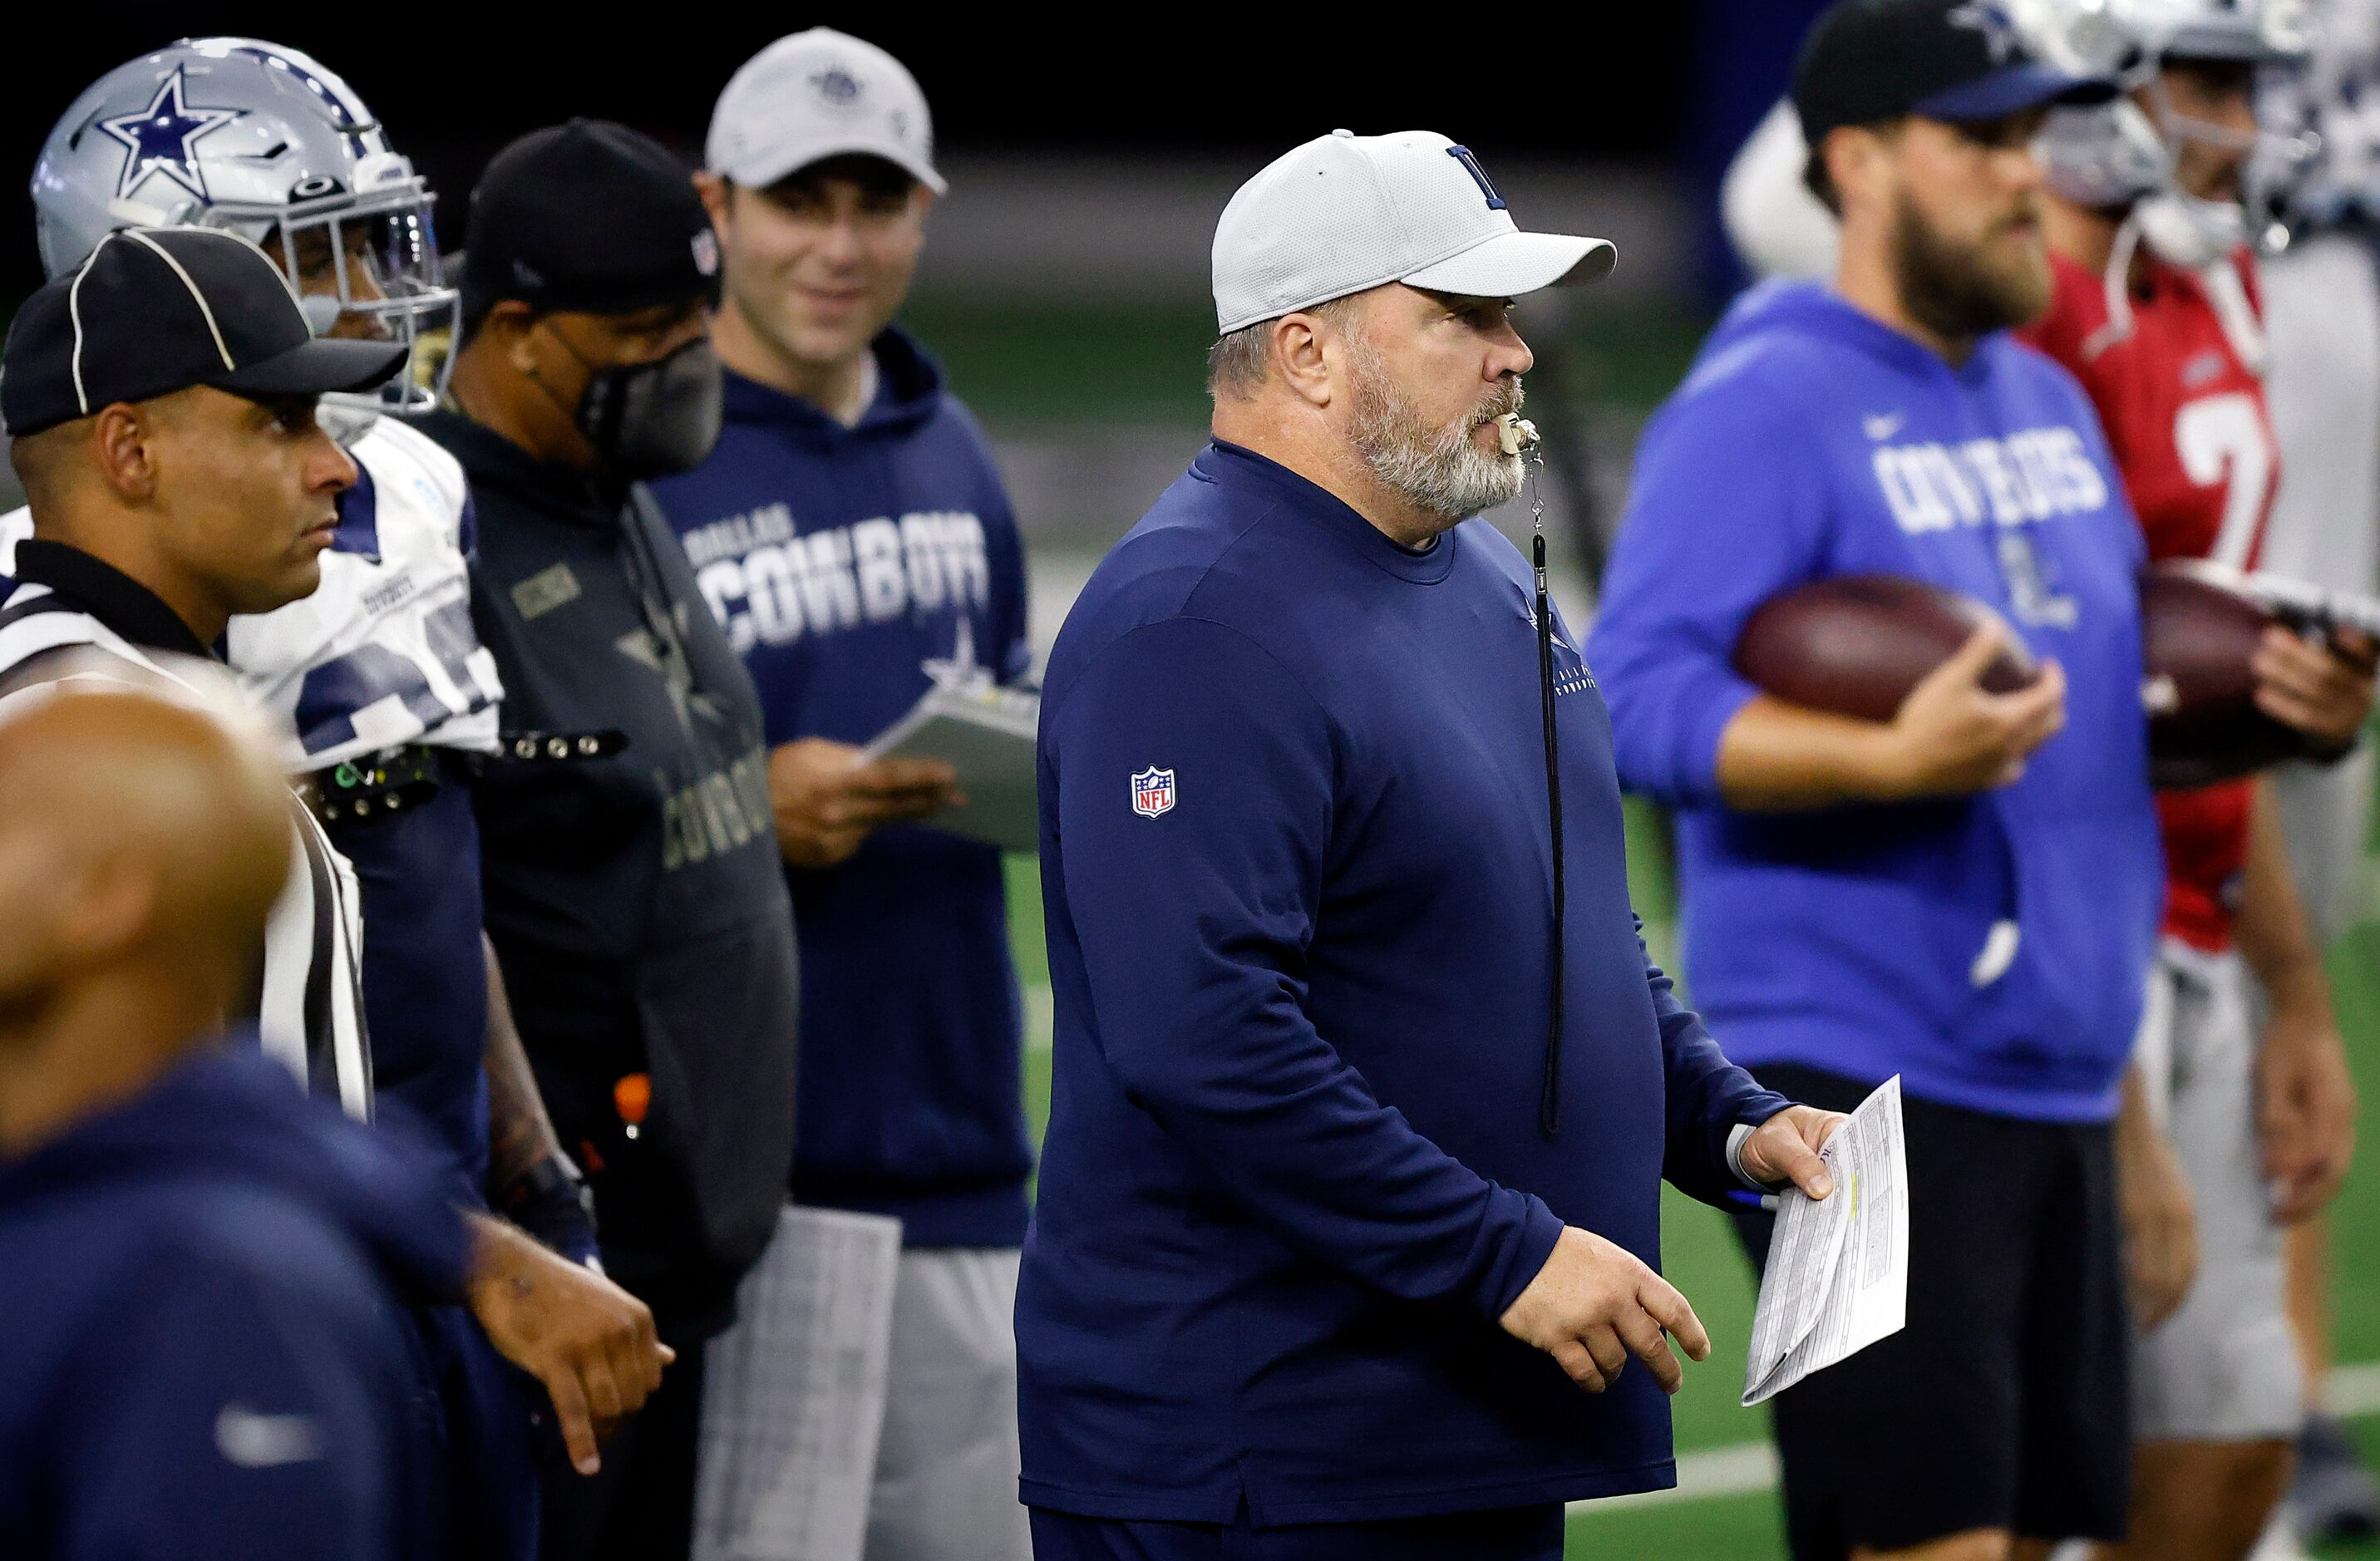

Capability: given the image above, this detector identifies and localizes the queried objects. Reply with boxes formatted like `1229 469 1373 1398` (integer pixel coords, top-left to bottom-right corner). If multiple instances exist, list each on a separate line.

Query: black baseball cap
2 227 406 438
1793 0 2116 144
461 119 722 327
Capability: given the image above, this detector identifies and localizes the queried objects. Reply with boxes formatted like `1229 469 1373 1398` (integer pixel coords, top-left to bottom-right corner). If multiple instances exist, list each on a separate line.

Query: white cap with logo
1211 130 1616 334
707 28 945 195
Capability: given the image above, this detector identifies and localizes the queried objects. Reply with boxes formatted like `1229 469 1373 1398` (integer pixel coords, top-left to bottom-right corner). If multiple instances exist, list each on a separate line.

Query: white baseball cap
1211 130 1616 334
706 28 945 195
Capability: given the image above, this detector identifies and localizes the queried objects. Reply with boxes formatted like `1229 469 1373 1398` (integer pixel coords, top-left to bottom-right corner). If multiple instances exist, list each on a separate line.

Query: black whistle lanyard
1529 465 1567 1140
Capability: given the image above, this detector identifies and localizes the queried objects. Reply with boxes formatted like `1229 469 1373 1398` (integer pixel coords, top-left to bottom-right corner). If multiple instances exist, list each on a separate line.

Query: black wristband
496 1154 599 1260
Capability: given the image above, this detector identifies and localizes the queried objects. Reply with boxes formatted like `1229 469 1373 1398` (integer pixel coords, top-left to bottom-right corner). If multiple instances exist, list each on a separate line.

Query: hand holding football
1733 575 2064 799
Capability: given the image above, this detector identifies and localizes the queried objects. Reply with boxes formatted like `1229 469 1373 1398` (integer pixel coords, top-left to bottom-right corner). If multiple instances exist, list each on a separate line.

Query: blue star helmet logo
96 69 243 204
1948 0 2024 65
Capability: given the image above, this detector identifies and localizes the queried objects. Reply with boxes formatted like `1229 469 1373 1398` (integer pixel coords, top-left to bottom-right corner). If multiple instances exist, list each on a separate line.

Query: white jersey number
2175 391 2277 569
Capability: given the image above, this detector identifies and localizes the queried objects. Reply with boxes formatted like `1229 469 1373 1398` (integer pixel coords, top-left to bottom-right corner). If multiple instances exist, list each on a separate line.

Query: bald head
0 687 290 1027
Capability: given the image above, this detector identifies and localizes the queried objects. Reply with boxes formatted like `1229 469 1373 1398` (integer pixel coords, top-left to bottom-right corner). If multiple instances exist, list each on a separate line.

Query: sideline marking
1569 1441 1778 1516
1571 1366 2380 1519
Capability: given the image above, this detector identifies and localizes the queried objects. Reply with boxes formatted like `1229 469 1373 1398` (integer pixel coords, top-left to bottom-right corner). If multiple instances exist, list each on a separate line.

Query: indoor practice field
10 9 2379 1556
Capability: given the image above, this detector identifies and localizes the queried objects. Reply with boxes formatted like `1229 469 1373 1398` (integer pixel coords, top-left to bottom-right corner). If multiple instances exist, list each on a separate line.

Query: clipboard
859 681 1041 854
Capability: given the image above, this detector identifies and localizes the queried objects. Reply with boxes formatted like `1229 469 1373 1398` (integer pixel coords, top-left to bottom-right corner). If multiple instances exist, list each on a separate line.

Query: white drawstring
2198 253 2270 377
2082 209 2147 364
2081 209 2269 380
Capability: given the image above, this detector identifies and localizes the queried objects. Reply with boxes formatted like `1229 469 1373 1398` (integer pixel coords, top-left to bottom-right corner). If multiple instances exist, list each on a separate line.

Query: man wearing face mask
13 53 671 1559
420 119 801 1561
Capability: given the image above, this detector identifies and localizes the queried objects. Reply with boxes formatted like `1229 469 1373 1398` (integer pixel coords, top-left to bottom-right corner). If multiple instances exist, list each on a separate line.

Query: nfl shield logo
1131 766 1175 818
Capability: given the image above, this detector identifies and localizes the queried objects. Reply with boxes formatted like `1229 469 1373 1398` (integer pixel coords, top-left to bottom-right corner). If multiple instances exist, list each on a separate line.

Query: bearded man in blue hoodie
1589 4 2159 1559
0 687 471 1561
646 31 1034 1561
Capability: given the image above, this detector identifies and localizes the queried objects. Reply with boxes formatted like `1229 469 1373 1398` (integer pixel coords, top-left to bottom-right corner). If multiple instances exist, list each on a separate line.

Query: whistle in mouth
1496 414 1540 456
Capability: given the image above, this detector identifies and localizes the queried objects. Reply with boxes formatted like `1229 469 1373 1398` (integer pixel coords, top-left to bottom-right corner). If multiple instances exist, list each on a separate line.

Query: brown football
1733 574 2038 723
2141 559 2304 789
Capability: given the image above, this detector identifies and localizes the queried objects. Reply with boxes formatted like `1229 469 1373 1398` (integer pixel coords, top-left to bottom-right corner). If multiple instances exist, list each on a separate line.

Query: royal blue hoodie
0 1042 471 1561
646 331 1033 1248
1020 441 1791 1524
1587 282 2164 1122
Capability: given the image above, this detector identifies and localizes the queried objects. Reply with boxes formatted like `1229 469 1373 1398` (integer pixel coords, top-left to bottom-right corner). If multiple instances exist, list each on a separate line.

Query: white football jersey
0 413 503 774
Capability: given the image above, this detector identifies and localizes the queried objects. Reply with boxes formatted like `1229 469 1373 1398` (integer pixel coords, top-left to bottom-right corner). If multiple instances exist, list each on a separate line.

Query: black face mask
543 327 725 480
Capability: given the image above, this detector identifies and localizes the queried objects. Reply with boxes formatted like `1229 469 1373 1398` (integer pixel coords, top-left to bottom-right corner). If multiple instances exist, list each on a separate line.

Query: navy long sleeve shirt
1018 441 1791 1526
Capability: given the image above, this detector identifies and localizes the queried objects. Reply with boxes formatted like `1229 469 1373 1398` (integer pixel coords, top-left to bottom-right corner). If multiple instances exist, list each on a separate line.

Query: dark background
0 3 1834 311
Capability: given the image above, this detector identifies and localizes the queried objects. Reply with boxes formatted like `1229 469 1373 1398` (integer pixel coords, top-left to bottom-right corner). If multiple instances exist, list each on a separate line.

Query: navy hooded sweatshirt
1019 441 1792 1524
0 1043 471 1561
1587 282 2164 1122
647 331 1034 1248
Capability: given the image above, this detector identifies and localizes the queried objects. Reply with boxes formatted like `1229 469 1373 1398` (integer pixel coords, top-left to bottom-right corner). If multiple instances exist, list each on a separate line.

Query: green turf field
998 810 2380 1559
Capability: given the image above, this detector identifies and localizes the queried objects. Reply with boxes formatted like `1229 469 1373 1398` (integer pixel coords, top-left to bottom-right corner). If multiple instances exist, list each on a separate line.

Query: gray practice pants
865 1247 1031 1561
2131 942 2304 1443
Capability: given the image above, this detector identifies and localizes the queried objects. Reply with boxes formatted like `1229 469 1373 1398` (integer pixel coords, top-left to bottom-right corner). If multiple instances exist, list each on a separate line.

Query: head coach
1021 130 1844 1561
420 121 799 1561
1587 2 2155 1557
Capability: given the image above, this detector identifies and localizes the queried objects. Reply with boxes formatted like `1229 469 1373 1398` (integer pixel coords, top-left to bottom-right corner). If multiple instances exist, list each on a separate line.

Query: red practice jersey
2021 247 2277 951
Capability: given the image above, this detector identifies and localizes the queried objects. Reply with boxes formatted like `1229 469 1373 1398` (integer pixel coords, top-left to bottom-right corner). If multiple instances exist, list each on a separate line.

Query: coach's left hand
1737 1106 1850 1197
2259 998 2358 1223
466 1214 675 1475
2253 626 2377 751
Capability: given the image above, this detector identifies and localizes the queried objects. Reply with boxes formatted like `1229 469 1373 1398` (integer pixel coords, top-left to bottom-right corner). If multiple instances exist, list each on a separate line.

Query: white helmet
2121 0 2316 60
2033 0 2315 265
31 38 456 415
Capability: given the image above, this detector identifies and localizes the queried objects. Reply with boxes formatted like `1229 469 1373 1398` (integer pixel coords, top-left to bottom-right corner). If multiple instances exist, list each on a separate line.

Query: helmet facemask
2030 0 2318 245
205 154 457 415
2022 2 2298 367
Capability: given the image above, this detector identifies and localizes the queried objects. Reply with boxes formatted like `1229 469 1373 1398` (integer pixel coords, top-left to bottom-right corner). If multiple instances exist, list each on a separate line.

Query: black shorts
1732 1066 2131 1559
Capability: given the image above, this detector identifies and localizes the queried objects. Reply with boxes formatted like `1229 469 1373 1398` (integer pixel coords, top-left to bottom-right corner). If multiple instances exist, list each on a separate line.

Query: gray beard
1344 345 1525 524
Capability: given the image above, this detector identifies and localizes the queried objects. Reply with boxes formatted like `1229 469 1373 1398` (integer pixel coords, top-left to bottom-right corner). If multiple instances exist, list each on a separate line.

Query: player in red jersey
2023 5 2371 1559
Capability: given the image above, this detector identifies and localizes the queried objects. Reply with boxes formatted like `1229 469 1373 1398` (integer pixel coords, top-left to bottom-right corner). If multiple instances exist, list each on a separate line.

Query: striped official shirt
0 541 372 1118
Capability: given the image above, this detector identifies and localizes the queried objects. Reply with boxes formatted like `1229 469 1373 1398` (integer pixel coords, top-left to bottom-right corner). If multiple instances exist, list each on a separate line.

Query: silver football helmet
2121 0 2317 60
31 38 456 414
2032 0 2316 263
